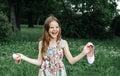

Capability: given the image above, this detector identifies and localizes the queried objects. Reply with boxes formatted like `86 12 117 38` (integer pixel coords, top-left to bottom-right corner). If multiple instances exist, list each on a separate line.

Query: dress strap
57 39 63 46
57 39 63 49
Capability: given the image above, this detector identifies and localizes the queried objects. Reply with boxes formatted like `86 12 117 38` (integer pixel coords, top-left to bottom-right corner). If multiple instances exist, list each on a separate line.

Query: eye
50 27 54 29
56 26 59 28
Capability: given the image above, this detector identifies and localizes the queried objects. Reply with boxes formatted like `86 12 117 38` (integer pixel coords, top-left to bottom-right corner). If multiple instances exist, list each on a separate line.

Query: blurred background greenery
0 0 120 76
0 0 120 40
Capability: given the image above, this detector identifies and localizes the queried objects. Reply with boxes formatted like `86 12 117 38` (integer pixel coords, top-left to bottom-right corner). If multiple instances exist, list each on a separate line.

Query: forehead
49 21 59 27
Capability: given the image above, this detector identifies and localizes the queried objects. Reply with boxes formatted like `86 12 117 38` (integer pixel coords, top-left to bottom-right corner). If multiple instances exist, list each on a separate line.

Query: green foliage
0 26 120 76
0 0 8 13
110 15 120 36
20 0 62 25
0 41 39 76
0 12 10 42
60 10 113 39
81 10 113 39
60 14 82 38
60 0 117 39
0 37 120 75
0 0 117 40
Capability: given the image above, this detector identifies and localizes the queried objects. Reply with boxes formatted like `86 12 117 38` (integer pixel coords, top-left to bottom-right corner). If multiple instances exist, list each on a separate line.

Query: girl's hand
12 53 22 64
82 42 94 56
86 42 95 64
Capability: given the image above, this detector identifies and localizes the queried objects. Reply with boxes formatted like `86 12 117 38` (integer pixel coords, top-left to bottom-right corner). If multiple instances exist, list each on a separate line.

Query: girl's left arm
17 41 43 66
63 40 89 65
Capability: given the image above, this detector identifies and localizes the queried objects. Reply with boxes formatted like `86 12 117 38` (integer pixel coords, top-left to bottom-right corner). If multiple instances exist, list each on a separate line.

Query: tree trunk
8 0 18 34
27 12 34 28
11 6 17 32
37 16 40 25
10 3 17 34
15 1 20 30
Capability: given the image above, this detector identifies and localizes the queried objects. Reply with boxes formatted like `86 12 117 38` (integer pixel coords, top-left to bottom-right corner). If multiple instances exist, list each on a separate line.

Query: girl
13 16 94 76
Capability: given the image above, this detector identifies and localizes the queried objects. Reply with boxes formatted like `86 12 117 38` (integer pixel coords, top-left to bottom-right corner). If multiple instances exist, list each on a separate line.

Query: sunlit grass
0 25 120 76
10 25 43 42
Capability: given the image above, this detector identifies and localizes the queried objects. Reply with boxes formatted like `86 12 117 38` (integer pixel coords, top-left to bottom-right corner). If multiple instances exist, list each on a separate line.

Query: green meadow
0 25 120 76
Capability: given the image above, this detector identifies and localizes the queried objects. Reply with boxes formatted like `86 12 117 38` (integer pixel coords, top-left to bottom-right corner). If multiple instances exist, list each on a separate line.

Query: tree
0 12 10 42
8 0 21 34
60 0 117 39
8 0 17 33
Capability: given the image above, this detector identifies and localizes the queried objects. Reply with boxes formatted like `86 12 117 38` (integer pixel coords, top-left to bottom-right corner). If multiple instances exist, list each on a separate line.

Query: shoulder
39 40 42 46
38 41 43 51
61 39 67 44
60 39 68 48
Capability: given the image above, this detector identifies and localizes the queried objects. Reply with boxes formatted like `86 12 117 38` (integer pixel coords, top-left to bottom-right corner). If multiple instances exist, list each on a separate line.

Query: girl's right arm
63 40 91 65
18 41 43 66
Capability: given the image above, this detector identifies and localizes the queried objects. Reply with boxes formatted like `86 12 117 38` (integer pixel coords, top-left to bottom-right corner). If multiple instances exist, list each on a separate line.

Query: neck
50 38 57 43
49 38 57 47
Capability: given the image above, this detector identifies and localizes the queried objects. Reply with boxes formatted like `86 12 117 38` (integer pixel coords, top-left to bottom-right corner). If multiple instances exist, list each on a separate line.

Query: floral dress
38 40 67 76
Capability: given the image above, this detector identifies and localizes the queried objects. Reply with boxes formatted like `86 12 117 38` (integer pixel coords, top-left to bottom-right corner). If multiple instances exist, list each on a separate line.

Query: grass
0 25 120 76
9 25 43 42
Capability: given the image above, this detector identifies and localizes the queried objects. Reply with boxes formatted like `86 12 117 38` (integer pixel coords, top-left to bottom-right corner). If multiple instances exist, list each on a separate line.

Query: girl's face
48 20 60 39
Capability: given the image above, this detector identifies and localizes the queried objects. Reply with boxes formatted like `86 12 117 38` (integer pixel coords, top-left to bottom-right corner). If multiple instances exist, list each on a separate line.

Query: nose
53 27 57 30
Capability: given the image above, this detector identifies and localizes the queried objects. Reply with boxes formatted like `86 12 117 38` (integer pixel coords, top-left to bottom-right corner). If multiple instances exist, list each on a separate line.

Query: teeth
52 32 57 34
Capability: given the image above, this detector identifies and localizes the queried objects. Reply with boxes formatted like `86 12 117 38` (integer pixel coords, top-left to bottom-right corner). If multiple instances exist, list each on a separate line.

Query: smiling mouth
51 32 59 37
52 32 58 35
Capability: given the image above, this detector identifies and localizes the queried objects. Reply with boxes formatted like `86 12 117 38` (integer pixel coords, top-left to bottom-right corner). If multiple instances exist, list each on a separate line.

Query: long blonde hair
41 16 62 59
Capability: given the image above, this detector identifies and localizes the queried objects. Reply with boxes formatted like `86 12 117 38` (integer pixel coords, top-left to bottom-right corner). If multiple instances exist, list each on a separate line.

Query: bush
60 13 82 38
60 10 113 39
81 10 113 39
0 12 10 42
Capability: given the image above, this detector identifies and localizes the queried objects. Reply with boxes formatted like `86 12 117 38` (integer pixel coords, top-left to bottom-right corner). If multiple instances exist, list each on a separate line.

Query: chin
52 36 57 39
50 36 57 39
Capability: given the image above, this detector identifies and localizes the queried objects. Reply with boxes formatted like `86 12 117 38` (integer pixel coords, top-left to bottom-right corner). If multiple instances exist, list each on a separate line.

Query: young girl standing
13 16 94 76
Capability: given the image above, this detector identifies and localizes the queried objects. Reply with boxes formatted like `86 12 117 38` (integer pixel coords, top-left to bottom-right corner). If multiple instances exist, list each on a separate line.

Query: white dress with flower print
38 40 67 76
